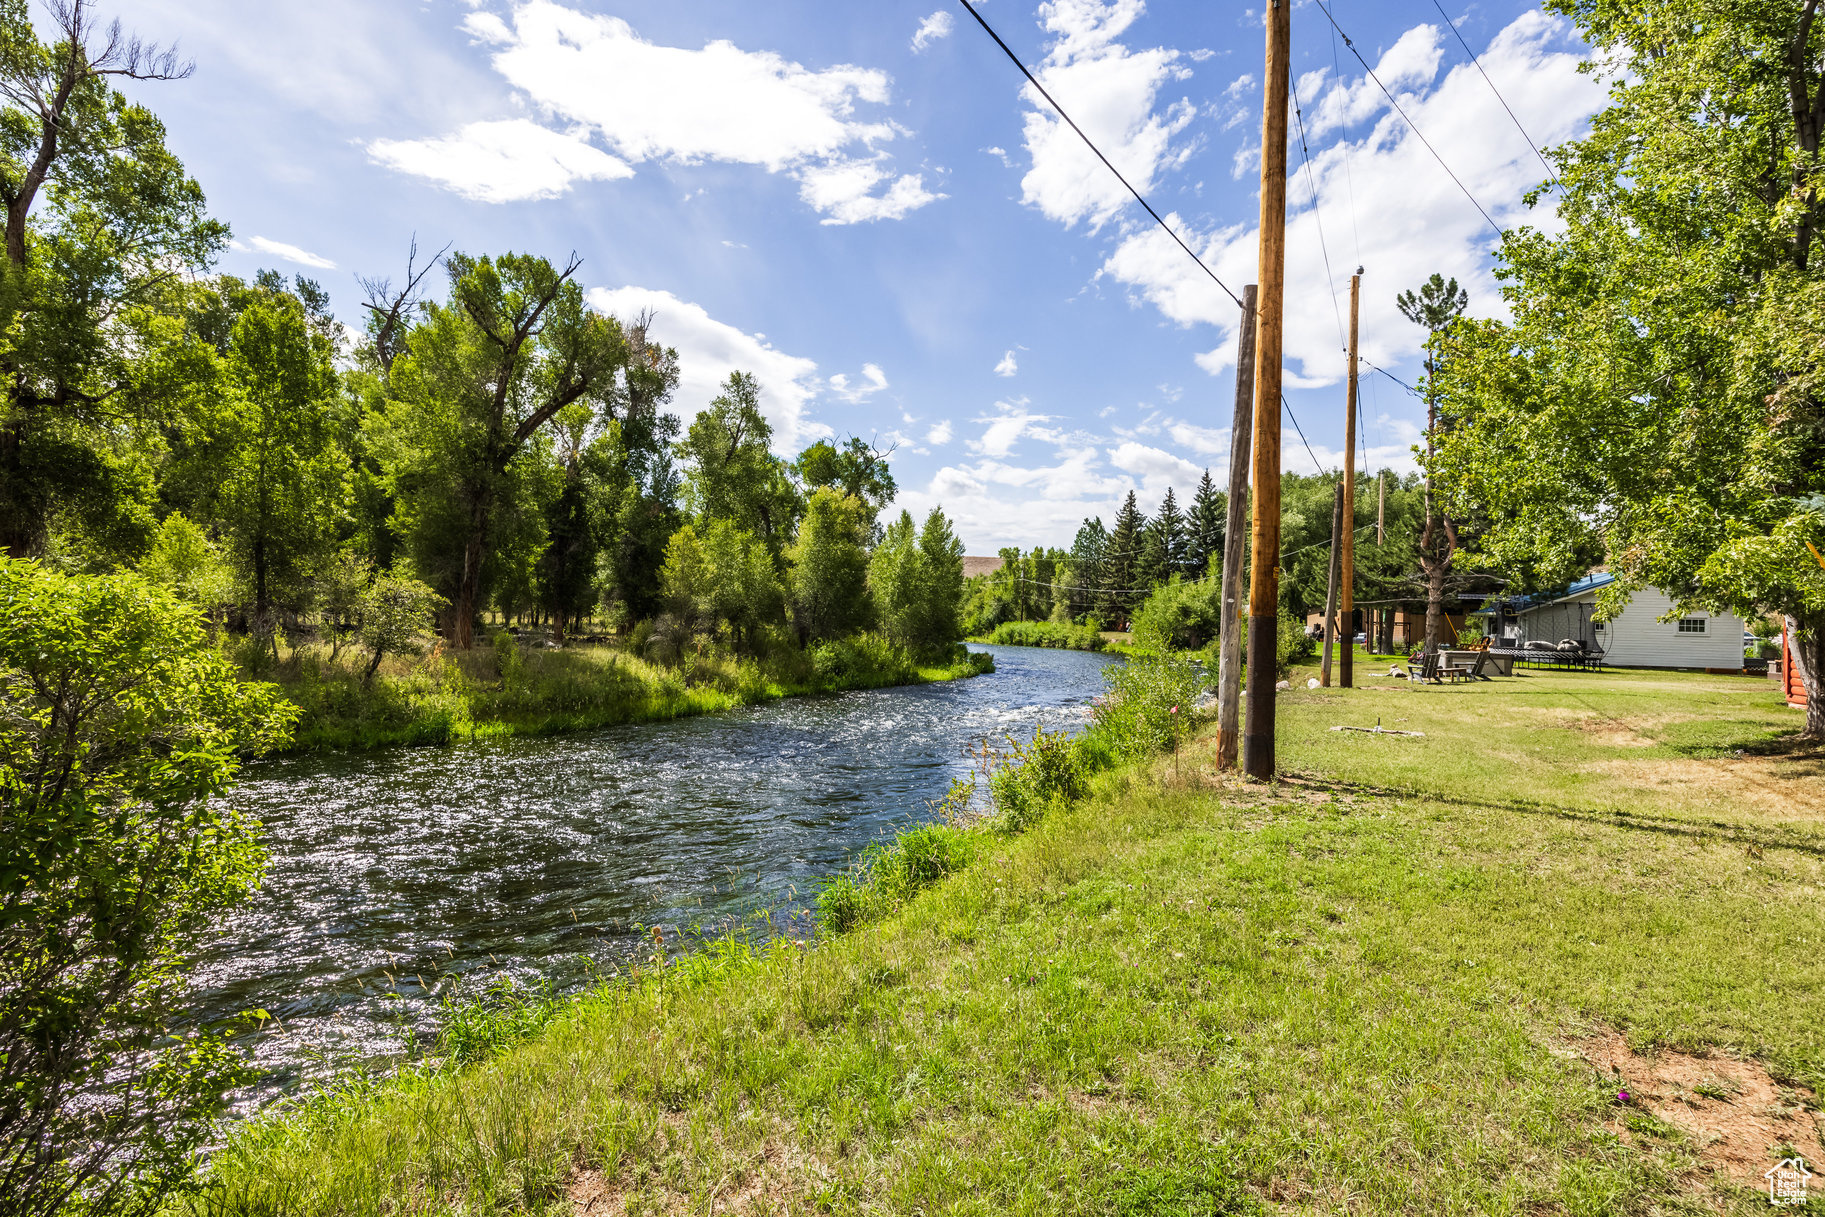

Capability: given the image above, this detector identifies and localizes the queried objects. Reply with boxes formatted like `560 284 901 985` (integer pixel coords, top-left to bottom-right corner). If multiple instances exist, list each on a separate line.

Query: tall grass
256 635 993 752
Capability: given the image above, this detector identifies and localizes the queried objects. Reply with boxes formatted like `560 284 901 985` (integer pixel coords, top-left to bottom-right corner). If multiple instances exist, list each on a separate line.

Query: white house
1495 573 1747 670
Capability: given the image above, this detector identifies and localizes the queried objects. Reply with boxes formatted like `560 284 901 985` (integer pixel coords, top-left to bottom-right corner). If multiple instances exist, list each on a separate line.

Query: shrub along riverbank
971 619 1105 651
262 633 992 751
183 664 1822 1215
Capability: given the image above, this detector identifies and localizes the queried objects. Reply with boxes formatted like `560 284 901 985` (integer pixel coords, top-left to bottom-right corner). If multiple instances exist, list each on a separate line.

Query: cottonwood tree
1397 273 1469 657
0 0 223 557
1434 0 1825 734
381 252 626 648
790 487 871 642
677 371 801 553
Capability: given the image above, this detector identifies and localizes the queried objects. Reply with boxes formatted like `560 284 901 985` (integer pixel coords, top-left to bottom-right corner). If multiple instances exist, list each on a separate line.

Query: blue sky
121 0 1606 553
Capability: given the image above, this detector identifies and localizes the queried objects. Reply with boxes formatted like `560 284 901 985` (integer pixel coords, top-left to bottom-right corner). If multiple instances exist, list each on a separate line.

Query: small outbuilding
1483 573 1747 671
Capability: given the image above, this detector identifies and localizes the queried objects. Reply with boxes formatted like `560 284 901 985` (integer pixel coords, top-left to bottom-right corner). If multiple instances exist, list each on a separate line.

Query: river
193 643 1118 1106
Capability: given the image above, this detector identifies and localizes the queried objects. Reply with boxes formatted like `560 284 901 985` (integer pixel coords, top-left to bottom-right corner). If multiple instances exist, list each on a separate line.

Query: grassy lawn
188 664 1824 1215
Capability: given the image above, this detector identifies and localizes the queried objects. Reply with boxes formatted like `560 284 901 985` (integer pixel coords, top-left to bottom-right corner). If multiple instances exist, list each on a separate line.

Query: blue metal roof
1478 571 1614 616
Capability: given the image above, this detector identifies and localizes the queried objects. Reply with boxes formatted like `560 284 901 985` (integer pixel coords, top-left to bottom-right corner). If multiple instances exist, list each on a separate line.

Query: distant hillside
962 556 1002 579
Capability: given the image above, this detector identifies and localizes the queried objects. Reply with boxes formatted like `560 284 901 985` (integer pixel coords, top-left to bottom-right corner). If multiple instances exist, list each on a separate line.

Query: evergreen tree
1103 491 1146 620
1137 520 1169 590
1155 487 1188 576
1187 469 1225 575
1068 516 1108 620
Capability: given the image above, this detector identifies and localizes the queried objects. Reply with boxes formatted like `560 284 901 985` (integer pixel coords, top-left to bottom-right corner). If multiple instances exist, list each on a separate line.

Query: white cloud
241 236 337 270
586 285 829 452
994 350 1019 377
1018 0 1196 230
1100 11 1603 384
373 1 940 224
796 158 944 225
367 118 632 203
1108 440 1201 493
828 362 889 403
926 420 954 445
912 11 954 52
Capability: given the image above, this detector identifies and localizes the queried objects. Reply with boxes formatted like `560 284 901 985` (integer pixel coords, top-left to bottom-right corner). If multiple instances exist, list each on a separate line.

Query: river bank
258 634 992 752
183 662 1824 1215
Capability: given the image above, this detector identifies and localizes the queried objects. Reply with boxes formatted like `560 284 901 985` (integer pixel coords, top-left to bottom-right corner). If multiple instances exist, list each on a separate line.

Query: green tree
1187 469 1224 576
209 292 347 628
379 252 626 648
662 519 783 654
915 507 965 646
790 487 871 642
1432 0 1825 733
1397 273 1469 656
1067 516 1108 621
136 512 231 614
793 436 896 534
1102 491 1146 623
358 570 443 685
0 559 294 1217
0 1 224 559
869 510 922 647
678 372 801 552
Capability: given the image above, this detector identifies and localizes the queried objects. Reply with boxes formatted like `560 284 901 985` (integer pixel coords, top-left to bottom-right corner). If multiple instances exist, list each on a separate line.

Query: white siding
1581 588 1745 669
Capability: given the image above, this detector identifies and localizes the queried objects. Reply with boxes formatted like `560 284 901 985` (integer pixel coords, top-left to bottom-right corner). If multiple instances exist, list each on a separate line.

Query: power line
1311 0 1501 236
1291 70 1348 353
956 0 1245 311
1430 0 1558 189
1282 398 1326 473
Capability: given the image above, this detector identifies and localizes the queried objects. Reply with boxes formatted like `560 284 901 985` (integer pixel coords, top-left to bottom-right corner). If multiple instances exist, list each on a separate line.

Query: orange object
1783 626 1807 707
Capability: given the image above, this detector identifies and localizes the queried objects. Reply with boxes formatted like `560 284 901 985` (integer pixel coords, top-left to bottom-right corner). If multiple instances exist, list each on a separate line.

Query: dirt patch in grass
1577 1028 1825 1188
569 1130 825 1216
1585 755 1825 822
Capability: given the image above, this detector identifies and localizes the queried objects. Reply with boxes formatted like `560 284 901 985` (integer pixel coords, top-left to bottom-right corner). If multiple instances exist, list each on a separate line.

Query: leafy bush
0 560 295 1217
989 725 1089 830
1132 576 1221 652
1277 612 1317 674
984 620 1105 650
1086 652 1207 765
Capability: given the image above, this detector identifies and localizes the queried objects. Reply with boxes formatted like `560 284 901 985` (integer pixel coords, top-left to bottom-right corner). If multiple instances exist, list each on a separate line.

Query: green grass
183 666 1824 1215
258 636 993 752
973 620 1107 651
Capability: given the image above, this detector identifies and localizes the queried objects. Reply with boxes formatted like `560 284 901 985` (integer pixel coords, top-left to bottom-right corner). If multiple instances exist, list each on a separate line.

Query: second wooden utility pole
1341 270 1360 688
1215 285 1258 771
1320 479 1343 685
1248 0 1292 780
1243 0 1291 780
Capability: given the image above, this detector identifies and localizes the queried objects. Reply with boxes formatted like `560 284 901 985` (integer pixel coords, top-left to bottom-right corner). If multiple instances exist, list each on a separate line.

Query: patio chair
1401 652 1441 684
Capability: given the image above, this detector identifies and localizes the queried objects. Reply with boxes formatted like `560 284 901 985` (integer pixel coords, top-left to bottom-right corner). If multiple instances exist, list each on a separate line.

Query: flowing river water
194 644 1118 1108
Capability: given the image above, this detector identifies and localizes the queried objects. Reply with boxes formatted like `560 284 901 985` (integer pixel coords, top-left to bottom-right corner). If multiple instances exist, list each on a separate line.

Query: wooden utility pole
1377 472 1385 545
1215 284 1258 771
1341 270 1360 688
1243 0 1290 781
1320 479 1343 686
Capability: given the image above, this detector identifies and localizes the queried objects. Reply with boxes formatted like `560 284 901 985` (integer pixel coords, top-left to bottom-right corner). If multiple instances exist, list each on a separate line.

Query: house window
1677 617 1707 634
1593 621 1606 633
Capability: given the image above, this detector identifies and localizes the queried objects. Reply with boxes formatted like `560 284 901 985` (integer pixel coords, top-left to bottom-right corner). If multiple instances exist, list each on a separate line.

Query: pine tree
1103 491 1146 620
1155 486 1187 576
1188 469 1225 575
1137 522 1168 590
1069 516 1108 620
